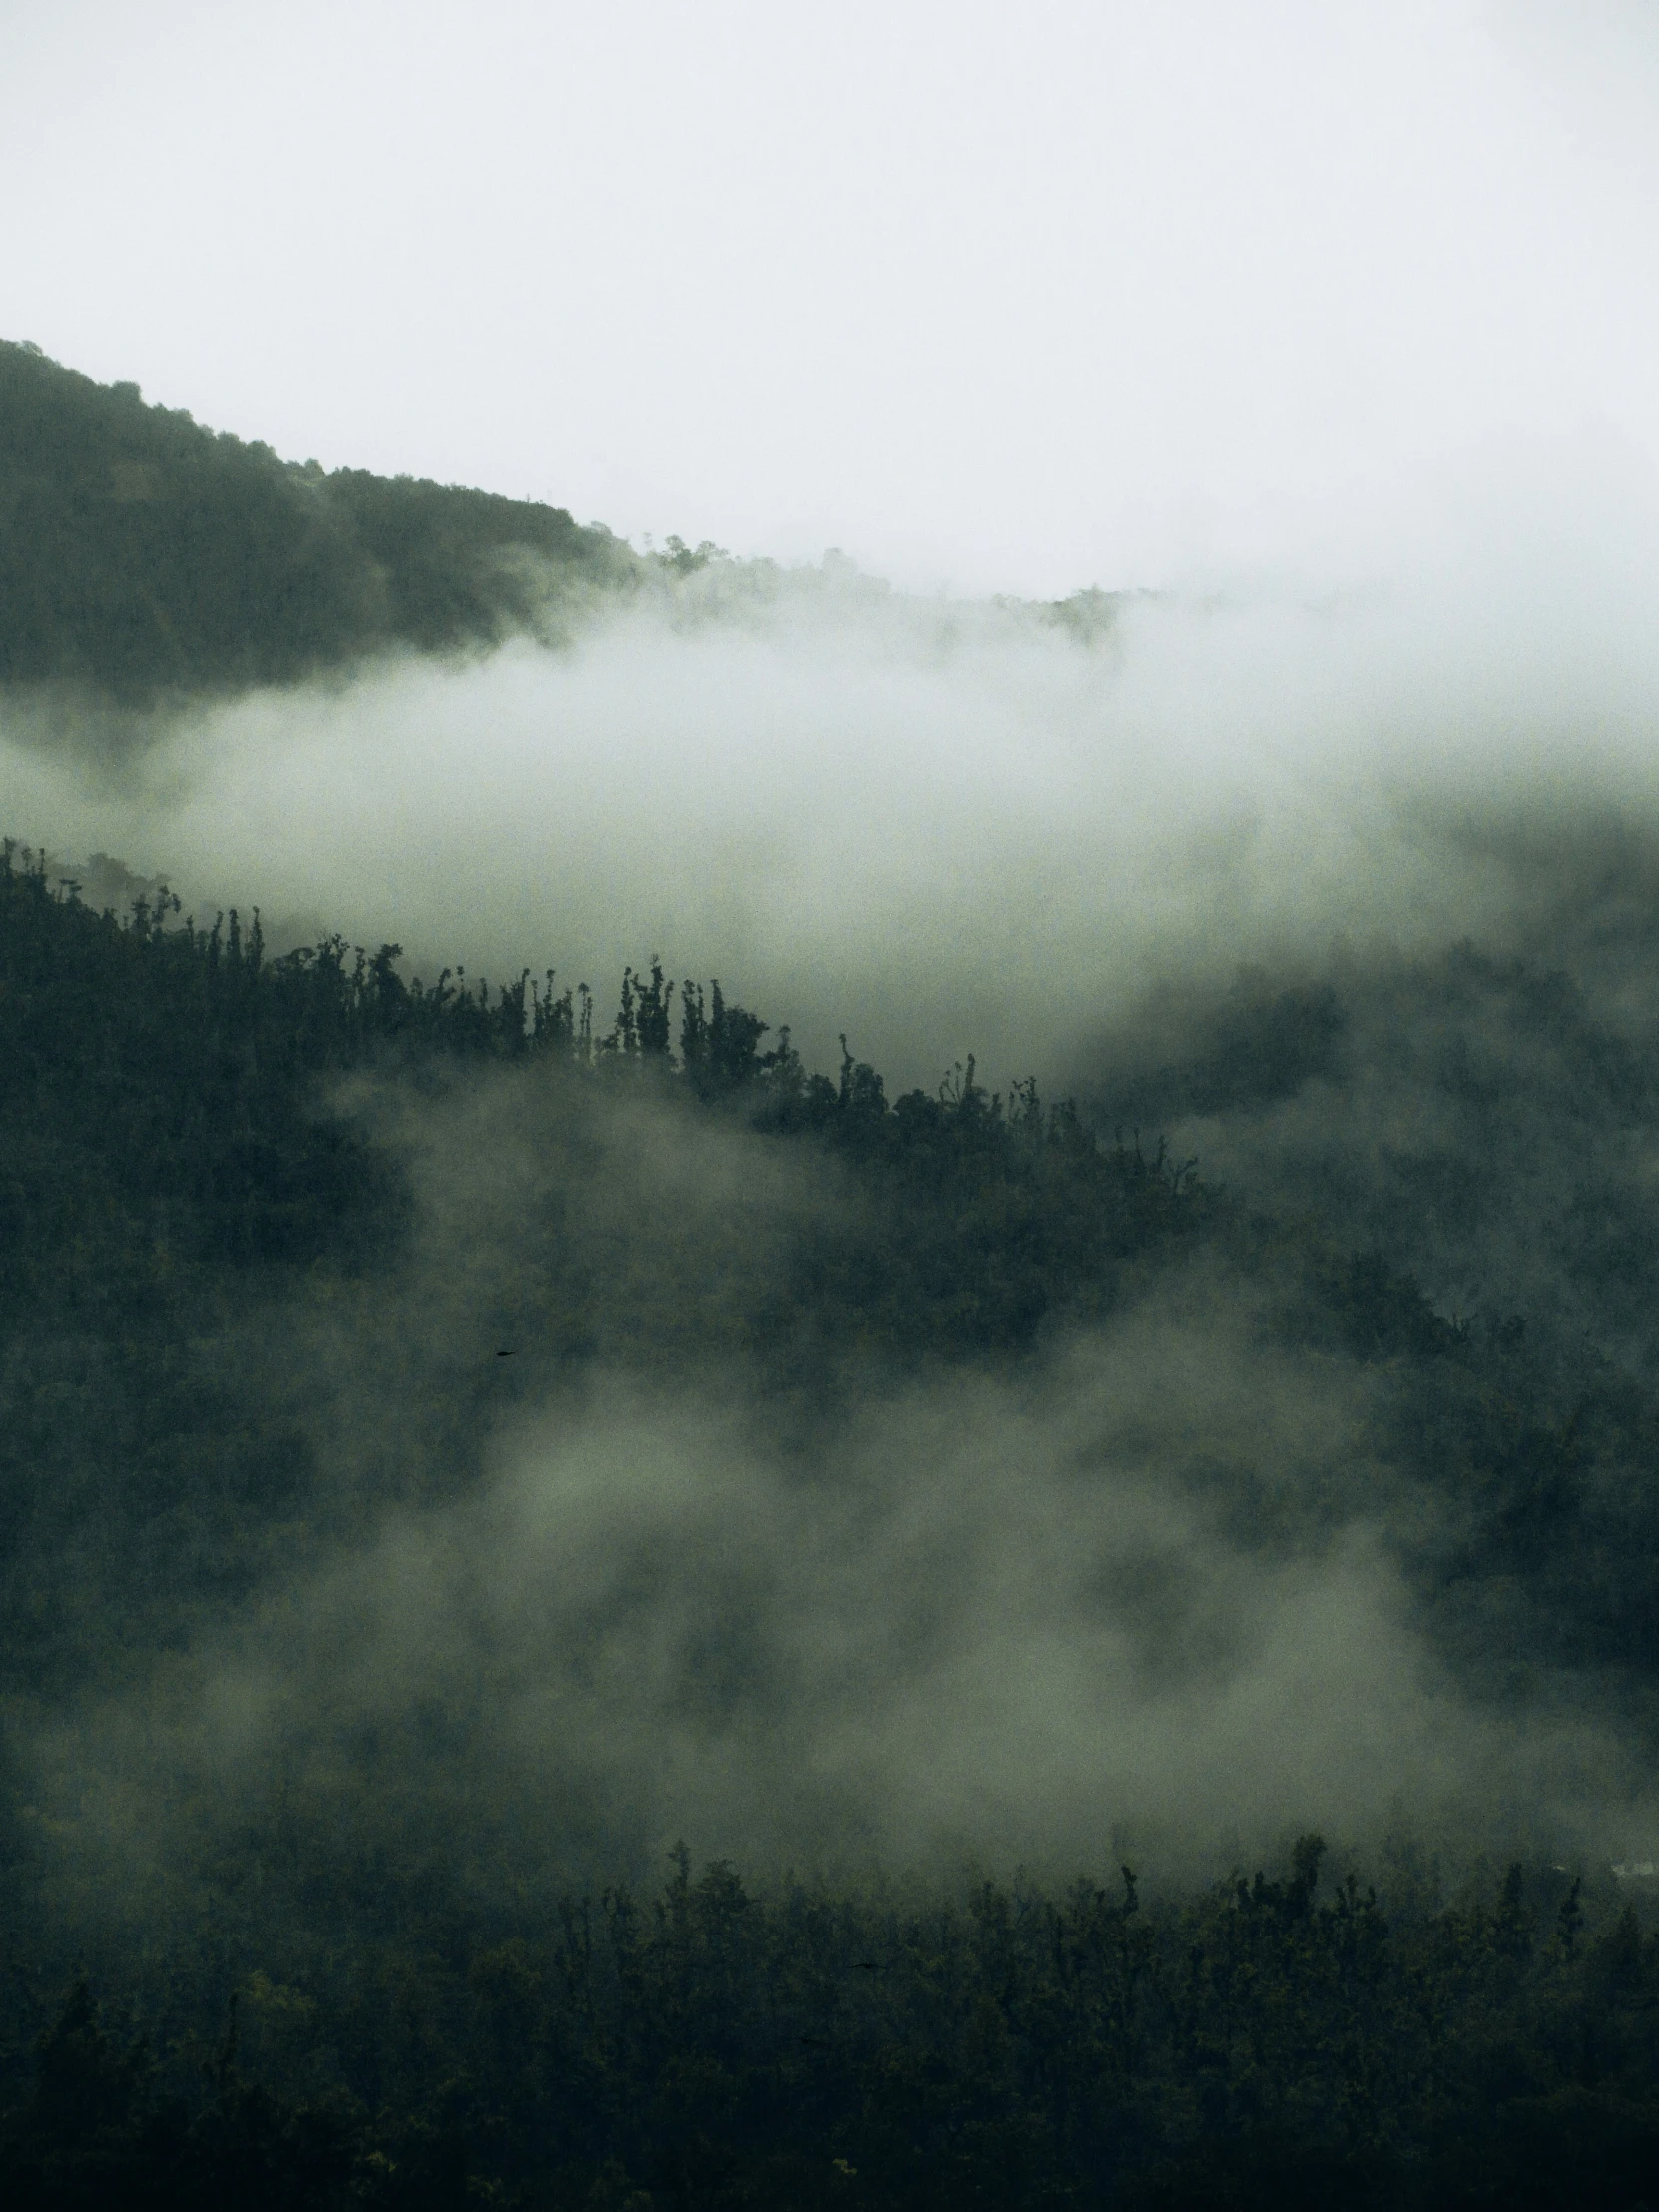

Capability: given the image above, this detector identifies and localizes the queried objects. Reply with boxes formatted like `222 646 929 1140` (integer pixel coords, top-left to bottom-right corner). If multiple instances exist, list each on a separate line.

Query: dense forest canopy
0 340 638 705
5 352 1659 2206
0 338 1119 732
3 840 1659 2205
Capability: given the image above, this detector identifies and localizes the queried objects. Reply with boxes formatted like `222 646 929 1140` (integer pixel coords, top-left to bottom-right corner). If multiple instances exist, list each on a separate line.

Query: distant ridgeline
0 338 637 702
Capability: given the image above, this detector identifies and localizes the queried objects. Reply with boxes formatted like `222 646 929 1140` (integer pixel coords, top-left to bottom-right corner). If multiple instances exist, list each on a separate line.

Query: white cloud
3 1 1656 592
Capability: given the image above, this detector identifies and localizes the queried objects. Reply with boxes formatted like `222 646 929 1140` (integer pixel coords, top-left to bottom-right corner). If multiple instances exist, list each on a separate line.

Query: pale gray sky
3 0 1657 595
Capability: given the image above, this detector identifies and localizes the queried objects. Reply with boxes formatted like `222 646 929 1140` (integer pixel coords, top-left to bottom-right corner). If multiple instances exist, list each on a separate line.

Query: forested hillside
0 341 636 704
4 842 1659 2206
5 344 1659 2207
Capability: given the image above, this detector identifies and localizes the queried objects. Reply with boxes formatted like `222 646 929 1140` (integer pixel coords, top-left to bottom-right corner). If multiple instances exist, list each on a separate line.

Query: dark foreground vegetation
4 842 1659 2204
0 340 636 707
7 1844 1659 2212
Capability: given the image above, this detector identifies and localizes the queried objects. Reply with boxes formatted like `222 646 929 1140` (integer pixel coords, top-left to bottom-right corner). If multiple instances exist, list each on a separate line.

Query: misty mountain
5 834 1659 2205
7 354 1659 2206
0 339 638 708
0 337 1123 758
1087 920 1659 1380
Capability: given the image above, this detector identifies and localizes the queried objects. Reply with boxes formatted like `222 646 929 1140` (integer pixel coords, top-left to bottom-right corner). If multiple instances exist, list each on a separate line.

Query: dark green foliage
1090 938 1659 1378
2 1982 363 2210
8 852 1659 2202
0 845 1223 1703
7 1849 1659 2209
9 839 1659 1704
0 839 404 1276
0 340 633 705
1106 976 1350 1123
0 841 584 1686
679 978 771 1094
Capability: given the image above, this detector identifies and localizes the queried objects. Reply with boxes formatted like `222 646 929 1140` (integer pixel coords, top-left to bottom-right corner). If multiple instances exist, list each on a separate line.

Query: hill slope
3 846 1659 2209
0 339 636 703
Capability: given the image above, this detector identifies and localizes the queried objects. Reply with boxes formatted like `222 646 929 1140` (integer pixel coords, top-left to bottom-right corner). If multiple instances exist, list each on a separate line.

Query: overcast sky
3 0 1657 594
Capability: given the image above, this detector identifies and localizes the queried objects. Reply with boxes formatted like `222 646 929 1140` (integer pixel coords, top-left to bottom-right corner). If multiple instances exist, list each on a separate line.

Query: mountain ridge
0 337 639 705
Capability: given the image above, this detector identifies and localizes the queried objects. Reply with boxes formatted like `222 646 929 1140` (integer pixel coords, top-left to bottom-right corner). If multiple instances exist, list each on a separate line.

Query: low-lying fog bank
6 453 1659 1097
